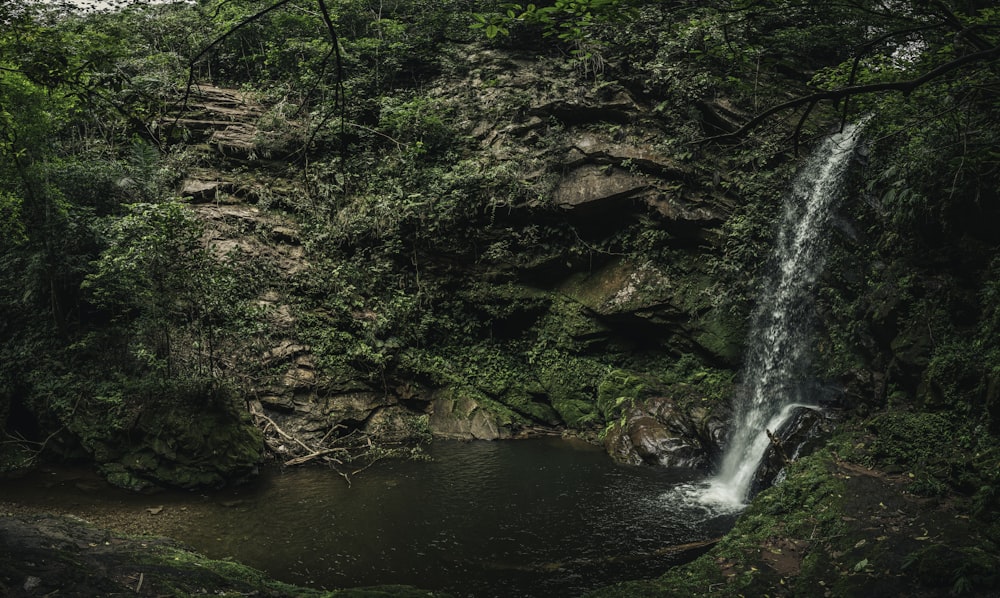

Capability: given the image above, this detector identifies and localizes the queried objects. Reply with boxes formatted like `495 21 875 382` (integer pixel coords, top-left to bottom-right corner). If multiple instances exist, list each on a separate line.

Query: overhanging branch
176 0 296 113
703 43 1000 144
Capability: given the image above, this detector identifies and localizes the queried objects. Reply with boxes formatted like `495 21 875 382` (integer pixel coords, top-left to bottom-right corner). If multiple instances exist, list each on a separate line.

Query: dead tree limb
703 43 1000 144
254 411 316 454
766 428 791 464
283 447 347 467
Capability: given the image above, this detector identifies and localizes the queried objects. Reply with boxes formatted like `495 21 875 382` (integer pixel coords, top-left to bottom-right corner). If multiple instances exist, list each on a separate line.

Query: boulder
627 415 705 467
604 395 725 469
559 259 673 316
750 406 828 496
363 406 432 444
181 179 233 202
428 392 510 440
553 164 648 215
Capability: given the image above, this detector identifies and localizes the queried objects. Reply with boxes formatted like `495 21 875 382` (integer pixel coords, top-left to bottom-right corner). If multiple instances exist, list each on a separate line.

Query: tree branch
703 43 1000 144
175 0 296 114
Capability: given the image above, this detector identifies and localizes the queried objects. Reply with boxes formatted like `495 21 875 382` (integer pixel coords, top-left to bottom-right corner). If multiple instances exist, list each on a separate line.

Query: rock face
160 85 264 157
135 46 747 480
556 259 742 362
428 392 511 441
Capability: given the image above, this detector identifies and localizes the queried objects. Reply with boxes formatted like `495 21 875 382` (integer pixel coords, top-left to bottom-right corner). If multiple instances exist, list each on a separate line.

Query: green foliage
86 201 200 312
857 411 997 497
922 341 989 412
532 350 603 427
903 543 1000 596
596 369 643 420
0 189 26 244
659 353 735 407
473 0 631 41
469 10 512 40
378 95 454 156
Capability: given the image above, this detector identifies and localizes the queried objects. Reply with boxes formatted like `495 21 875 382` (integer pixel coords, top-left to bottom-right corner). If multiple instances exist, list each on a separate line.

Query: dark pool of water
1 437 735 597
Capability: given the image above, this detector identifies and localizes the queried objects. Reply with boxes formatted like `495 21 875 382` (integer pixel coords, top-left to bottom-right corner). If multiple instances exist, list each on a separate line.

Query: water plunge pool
0 437 736 596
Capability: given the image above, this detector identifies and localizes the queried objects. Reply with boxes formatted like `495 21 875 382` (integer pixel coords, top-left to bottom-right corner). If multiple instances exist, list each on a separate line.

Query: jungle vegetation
2 0 1000 593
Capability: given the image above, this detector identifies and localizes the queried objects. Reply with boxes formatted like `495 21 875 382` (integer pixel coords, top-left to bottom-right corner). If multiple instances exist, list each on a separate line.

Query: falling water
702 122 867 509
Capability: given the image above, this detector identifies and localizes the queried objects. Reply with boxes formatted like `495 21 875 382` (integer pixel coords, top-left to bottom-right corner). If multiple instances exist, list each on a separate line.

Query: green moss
96 463 145 490
136 542 448 597
659 354 735 410
137 544 309 596
691 309 745 365
534 352 604 428
921 340 991 411
88 398 264 489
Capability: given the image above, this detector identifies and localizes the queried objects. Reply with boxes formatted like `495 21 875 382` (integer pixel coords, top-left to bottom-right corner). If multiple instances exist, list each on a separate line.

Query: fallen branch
2 427 67 466
317 422 346 446
283 447 347 467
766 428 791 464
254 411 316 455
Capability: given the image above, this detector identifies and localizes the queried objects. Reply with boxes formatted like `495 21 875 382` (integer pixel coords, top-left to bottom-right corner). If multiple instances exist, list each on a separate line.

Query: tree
472 1 999 145
703 1 1000 145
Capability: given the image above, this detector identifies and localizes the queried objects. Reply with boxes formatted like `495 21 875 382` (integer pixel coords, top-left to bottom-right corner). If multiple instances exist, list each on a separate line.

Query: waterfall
702 122 866 509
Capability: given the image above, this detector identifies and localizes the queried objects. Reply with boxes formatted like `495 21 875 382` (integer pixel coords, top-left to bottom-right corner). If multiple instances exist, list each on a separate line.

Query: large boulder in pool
604 395 725 468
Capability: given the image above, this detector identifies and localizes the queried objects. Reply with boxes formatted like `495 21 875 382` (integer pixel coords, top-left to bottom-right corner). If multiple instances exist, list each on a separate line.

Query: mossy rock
501 388 562 425
427 387 514 440
690 309 745 366
551 396 599 428
95 404 263 490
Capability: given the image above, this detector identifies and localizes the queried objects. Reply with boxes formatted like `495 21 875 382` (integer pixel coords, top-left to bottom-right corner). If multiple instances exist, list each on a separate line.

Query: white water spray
702 122 867 509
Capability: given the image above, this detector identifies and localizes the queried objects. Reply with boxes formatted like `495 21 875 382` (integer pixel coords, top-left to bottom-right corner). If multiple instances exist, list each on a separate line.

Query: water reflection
1 437 733 597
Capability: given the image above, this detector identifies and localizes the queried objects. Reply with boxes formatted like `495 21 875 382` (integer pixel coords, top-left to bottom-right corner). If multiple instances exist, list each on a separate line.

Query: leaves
471 0 630 42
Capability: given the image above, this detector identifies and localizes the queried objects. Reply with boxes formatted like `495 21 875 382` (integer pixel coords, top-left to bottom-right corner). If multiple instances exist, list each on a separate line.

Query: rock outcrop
144 48 745 477
604 394 726 468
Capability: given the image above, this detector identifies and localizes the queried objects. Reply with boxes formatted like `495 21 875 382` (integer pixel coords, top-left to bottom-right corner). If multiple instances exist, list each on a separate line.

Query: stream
0 437 734 597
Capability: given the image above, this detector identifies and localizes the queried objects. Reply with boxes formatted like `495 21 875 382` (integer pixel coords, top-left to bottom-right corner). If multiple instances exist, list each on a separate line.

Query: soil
803 460 993 597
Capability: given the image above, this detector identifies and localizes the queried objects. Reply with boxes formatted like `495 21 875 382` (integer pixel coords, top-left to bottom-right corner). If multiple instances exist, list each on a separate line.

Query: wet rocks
604 395 726 468
750 406 829 497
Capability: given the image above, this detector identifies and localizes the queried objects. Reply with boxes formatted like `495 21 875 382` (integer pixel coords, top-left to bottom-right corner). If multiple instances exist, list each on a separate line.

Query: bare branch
176 0 296 115
703 43 1000 144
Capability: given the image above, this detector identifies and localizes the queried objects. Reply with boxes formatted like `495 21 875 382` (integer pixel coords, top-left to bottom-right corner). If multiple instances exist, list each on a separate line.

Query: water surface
1 437 733 597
